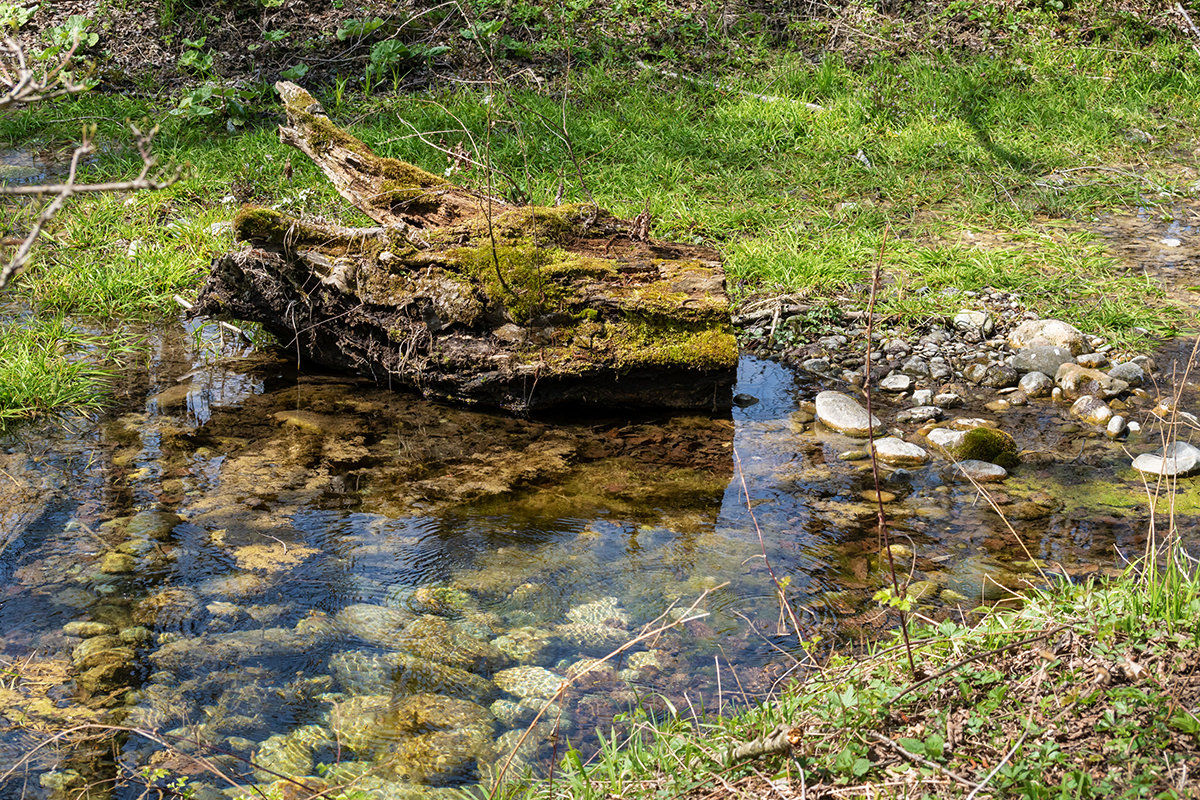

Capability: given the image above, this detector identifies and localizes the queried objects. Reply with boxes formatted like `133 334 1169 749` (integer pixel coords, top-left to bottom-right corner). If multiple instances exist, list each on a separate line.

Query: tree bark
192 82 738 414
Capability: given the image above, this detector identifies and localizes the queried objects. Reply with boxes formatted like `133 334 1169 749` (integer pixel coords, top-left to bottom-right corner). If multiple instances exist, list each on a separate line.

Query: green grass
502 547 1200 799
1 25 1198 417
0 314 131 424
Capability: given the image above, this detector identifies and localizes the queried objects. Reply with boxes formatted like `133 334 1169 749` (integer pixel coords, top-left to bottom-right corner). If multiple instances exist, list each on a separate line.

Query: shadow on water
0 317 1198 798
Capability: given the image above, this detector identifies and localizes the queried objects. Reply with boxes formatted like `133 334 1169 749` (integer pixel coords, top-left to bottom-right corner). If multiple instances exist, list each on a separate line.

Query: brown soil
18 1 1191 92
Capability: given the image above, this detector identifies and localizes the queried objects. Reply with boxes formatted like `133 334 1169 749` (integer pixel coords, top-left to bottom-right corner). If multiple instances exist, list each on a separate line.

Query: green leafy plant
366 39 447 82
40 15 98 60
170 83 265 132
336 16 386 41
281 62 309 81
177 36 213 74
0 2 34 31
461 18 504 41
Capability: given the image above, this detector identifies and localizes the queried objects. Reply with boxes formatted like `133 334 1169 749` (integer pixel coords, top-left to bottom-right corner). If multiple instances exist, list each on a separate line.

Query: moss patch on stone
960 427 1019 468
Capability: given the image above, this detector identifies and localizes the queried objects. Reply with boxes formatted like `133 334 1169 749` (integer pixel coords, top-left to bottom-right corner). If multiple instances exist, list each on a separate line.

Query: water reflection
0 324 1196 799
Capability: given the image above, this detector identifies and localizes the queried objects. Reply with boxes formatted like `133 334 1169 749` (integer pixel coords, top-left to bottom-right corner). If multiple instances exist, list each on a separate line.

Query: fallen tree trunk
192 82 737 414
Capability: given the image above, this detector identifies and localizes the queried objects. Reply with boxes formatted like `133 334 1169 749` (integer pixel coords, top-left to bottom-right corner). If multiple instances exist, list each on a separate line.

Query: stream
1 313 1197 800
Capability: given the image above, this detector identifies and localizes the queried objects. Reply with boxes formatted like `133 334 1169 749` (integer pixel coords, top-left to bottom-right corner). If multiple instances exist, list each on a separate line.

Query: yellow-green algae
1004 470 1200 516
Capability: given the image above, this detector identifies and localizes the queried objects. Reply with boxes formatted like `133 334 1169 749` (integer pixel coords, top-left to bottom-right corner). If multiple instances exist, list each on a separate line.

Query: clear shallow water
0 323 1196 799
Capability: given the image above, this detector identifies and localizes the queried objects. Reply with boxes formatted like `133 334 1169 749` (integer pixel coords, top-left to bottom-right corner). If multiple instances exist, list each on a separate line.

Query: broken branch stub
193 83 737 414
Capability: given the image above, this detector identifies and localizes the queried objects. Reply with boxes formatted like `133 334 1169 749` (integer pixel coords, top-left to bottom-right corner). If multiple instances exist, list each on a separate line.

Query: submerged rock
814 391 884 437
327 694 495 784
335 603 415 648
63 621 117 639
493 666 566 700
399 616 505 671
125 509 184 541
132 589 204 631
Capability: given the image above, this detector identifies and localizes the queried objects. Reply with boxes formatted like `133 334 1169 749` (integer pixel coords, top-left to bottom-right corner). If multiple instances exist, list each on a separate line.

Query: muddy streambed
0 321 1197 800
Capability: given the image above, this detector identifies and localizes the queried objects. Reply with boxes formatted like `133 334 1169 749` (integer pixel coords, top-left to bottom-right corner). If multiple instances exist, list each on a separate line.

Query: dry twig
0 122 181 291
0 36 86 109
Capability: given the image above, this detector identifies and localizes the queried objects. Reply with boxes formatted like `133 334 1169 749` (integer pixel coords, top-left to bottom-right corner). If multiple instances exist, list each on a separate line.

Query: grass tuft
0 315 130 425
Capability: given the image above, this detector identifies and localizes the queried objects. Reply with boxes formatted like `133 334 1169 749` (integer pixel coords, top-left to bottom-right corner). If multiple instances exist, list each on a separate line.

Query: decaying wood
725 724 802 765
192 82 738 414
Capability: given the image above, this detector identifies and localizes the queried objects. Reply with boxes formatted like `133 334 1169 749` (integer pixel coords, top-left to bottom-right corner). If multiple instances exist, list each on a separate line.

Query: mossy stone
99 553 137 574
906 580 939 602
959 427 1019 468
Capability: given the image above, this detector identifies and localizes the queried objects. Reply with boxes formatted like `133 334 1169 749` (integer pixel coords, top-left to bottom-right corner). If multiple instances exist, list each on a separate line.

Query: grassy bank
503 547 1200 799
2 8 1198 417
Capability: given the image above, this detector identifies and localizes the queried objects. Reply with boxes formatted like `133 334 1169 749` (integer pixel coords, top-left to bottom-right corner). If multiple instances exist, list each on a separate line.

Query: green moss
543 255 618 280
627 324 739 371
233 206 292 245
546 319 737 373
298 111 371 157
449 241 568 324
960 427 1019 468
378 177 442 214
431 204 596 249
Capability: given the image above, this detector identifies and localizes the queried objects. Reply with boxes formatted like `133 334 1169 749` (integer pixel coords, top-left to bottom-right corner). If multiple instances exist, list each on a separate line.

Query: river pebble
1108 361 1145 386
1008 319 1088 355
951 460 1008 482
872 437 930 466
1070 395 1113 426
1131 442 1200 477
1017 371 1053 397
1011 345 1075 376
815 391 884 437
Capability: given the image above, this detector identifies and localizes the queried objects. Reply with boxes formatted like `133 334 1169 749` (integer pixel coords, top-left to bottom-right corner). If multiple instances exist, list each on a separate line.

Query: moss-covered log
193 82 737 413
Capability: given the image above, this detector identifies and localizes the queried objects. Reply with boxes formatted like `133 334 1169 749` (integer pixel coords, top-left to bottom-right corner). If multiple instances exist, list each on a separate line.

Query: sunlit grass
0 29 1197 420
0 315 130 425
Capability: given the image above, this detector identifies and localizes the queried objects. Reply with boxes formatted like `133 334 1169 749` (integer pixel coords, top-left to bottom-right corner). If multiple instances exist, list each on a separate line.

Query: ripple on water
5 322 1200 796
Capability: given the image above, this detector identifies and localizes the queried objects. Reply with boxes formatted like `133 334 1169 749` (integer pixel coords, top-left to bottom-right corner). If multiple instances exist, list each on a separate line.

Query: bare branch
0 36 87 109
0 122 182 291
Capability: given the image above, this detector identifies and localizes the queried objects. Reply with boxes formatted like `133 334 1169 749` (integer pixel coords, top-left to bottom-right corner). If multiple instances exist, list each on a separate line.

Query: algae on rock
192 82 737 414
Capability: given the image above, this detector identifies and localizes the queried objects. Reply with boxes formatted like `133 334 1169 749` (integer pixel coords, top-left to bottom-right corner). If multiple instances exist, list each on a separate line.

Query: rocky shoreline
739 288 1192 480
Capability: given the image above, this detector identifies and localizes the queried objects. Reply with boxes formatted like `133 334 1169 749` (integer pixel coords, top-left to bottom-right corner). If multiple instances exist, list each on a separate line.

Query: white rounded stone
872 437 930 466
814 391 885 437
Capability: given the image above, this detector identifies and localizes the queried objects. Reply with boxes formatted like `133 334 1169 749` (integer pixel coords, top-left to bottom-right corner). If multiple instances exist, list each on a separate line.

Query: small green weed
0 315 128 424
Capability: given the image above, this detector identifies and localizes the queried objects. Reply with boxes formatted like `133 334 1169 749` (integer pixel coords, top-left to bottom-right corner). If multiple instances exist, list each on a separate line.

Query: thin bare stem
733 447 806 639
861 225 916 679
1 122 181 291
0 36 87 109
